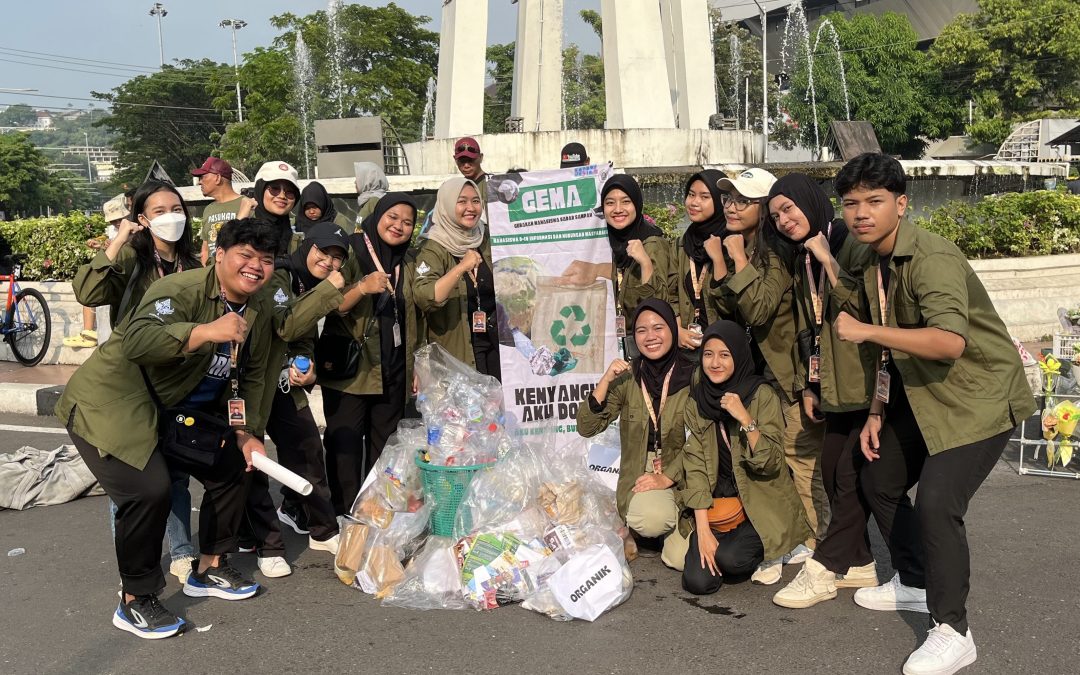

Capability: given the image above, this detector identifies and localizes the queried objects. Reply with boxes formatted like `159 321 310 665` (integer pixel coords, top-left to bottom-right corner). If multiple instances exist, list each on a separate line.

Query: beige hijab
426 177 485 257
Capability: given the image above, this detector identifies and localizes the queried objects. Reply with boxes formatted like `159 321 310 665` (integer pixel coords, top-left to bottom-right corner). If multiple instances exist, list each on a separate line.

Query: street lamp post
149 3 168 67
752 0 768 163
220 19 247 123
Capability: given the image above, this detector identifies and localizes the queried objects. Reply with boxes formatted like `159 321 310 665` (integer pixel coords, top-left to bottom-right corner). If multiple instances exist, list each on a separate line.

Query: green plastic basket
415 455 494 536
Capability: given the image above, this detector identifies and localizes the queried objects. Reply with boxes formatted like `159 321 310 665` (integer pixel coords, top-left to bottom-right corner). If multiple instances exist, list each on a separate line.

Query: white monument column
660 0 717 129
434 0 488 139
510 0 564 132
600 0 676 129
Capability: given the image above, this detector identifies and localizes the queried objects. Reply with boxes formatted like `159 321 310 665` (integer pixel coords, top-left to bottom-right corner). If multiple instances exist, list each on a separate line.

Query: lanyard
718 421 731 451
153 249 181 279
805 222 832 329
220 291 247 401
875 265 892 369
688 259 710 322
614 267 624 312
363 233 401 328
466 261 481 307
640 366 675 456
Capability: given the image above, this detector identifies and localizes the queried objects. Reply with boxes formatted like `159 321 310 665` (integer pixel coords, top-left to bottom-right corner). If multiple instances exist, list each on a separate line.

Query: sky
0 0 603 112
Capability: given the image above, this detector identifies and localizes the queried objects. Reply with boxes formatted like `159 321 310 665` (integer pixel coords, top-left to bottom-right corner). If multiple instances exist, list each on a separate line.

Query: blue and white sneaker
112 595 187 639
183 556 260 600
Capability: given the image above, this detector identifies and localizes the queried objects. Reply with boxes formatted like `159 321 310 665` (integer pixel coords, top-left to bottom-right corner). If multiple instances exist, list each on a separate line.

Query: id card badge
392 322 402 348
471 311 487 333
615 314 627 338
228 398 247 427
874 369 891 404
808 355 821 383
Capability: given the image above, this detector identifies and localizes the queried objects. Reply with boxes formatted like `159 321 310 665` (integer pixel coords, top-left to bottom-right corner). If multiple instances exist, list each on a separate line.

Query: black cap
560 142 589 169
304 221 350 258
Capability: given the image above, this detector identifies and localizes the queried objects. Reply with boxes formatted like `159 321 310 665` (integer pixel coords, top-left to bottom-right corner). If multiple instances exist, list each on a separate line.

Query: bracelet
868 412 882 417
739 420 758 433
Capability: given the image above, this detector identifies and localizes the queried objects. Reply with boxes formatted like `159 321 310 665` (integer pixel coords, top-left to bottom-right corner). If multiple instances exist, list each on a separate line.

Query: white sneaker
836 561 879 588
257 556 292 578
309 534 340 556
772 558 837 608
782 544 813 565
751 558 783 585
903 623 977 675
854 573 929 613
169 555 195 583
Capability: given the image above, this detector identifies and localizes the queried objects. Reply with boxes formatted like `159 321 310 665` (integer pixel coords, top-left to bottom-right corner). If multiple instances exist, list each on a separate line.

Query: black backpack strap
116 260 142 326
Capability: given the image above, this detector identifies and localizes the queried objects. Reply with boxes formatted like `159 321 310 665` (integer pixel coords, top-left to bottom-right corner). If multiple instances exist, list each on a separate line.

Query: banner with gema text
487 164 620 453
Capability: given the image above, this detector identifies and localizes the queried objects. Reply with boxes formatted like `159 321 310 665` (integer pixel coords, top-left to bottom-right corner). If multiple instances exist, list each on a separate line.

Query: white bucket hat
716 168 778 199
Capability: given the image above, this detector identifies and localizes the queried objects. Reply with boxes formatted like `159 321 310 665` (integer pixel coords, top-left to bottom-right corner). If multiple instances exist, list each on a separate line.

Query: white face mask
145 212 187 243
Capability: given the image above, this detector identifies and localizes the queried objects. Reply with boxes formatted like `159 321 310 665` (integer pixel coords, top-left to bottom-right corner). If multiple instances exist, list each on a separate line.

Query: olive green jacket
863 220 1036 454
56 265 273 470
679 385 812 561
412 237 491 370
71 246 152 329
575 372 690 518
612 234 676 319
792 236 879 412
711 245 801 404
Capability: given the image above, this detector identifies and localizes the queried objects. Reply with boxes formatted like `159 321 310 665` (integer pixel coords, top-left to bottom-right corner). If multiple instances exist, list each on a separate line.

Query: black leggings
812 410 874 573
682 520 764 595
268 391 339 541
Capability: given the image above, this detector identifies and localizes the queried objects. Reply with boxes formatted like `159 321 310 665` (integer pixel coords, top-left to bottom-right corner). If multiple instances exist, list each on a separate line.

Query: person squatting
62 150 1032 675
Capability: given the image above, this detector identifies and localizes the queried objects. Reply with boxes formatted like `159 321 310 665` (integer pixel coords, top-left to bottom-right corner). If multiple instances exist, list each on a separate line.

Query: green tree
92 59 231 187
0 134 89 217
484 43 515 134
0 103 37 127
932 0 1080 146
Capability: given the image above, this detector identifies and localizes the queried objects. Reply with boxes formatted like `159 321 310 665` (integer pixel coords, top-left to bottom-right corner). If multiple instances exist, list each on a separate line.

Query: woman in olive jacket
320 194 423 515
413 177 500 379
576 298 695 549
677 320 812 595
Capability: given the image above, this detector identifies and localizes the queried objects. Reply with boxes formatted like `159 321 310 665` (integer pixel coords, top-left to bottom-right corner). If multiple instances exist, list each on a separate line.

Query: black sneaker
112 594 188 639
277 504 310 535
183 556 260 600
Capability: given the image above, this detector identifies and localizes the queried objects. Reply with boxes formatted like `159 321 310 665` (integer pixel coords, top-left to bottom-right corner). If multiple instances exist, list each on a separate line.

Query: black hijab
253 178 296 255
681 170 727 264
691 320 770 422
295 181 338 235
352 193 416 277
631 299 695 398
279 221 350 295
767 173 848 276
601 174 664 269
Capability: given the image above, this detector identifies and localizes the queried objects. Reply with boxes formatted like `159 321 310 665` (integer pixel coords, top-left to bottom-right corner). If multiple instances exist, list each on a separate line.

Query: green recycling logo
551 304 591 347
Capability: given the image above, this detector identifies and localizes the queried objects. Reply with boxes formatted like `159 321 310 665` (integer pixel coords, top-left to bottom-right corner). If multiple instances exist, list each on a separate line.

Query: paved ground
1 413 1078 675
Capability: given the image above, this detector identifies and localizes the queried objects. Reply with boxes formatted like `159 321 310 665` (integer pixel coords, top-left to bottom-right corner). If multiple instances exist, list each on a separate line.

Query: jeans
109 473 194 561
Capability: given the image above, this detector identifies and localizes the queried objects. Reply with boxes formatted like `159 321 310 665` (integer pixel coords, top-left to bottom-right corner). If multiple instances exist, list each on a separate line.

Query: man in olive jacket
57 219 279 640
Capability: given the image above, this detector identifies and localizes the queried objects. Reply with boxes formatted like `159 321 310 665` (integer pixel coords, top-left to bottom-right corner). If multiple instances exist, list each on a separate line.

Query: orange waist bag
706 497 746 533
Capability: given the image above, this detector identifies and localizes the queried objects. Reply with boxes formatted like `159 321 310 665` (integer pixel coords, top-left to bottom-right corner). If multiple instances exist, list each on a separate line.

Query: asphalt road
1 413 1078 674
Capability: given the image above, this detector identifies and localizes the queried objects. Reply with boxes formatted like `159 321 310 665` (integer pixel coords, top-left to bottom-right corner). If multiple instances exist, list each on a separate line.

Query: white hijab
425 177 485 257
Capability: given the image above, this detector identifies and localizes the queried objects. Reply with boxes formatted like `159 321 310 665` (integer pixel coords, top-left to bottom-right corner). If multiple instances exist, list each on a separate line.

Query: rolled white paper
252 453 313 496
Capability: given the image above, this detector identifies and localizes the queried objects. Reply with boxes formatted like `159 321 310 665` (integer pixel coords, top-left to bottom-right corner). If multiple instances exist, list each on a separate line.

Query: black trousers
473 338 502 382
812 410 875 573
682 520 765 595
860 385 1012 634
70 425 248 597
323 375 408 516
266 390 338 541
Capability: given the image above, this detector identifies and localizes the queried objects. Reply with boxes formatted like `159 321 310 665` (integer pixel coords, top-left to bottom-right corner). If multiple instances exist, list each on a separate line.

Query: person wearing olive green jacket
322 194 423 516
576 299 695 551
801 154 1035 675
239 222 353 576
414 178 500 379
55 219 279 639
676 320 813 595
672 170 727 353
768 174 883 606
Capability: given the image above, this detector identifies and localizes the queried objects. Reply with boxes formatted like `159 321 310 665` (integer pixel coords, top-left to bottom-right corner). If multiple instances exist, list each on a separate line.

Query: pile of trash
334 344 634 621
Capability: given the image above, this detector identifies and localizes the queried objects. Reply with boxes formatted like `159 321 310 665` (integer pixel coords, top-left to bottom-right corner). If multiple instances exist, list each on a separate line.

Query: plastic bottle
292 355 311 374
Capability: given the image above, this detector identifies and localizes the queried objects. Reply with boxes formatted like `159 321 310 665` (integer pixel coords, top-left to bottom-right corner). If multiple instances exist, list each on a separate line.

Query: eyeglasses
267 183 298 200
455 144 480 155
312 245 345 265
721 194 757 211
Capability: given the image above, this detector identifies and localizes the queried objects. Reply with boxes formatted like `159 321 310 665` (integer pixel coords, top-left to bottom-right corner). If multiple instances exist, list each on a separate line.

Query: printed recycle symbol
551 304 591 347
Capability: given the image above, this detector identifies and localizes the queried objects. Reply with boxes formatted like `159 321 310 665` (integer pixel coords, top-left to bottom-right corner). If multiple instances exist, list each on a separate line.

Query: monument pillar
600 0 676 129
510 0 564 132
434 0 488 139
660 0 718 129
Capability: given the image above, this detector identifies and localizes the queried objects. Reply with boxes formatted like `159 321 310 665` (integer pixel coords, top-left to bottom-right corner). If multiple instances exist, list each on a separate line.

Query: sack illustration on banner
532 278 607 374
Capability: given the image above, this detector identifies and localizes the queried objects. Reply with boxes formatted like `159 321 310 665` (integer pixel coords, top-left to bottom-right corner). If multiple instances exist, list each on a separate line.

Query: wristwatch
739 420 758 433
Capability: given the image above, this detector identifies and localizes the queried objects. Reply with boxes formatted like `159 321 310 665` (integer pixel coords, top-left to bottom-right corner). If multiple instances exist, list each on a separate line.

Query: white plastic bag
547 543 627 622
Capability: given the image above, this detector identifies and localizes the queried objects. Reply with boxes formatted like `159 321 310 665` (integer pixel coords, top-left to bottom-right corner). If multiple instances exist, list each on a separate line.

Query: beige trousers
782 400 830 544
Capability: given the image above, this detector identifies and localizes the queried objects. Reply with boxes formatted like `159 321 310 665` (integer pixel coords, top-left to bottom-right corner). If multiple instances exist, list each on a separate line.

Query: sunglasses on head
455 144 479 155
267 183 298 200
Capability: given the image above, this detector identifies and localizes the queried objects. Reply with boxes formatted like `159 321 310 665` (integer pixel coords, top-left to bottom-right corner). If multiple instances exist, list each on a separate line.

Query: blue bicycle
1 254 51 366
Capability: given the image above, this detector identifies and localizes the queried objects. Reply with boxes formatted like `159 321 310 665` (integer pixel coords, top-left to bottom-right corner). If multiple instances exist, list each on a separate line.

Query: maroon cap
191 157 233 179
453 137 481 160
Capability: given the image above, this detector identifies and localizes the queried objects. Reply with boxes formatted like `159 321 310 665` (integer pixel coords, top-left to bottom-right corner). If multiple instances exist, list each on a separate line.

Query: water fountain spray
327 0 346 118
421 76 436 140
293 32 315 178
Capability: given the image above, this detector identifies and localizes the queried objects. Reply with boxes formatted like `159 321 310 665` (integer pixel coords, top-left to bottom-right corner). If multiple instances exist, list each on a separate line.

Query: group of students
58 146 1031 675
578 152 1033 675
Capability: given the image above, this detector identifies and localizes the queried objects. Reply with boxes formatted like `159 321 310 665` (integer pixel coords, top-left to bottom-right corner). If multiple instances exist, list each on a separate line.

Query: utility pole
149 3 168 67
220 19 248 122
753 0 768 163
83 131 93 183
